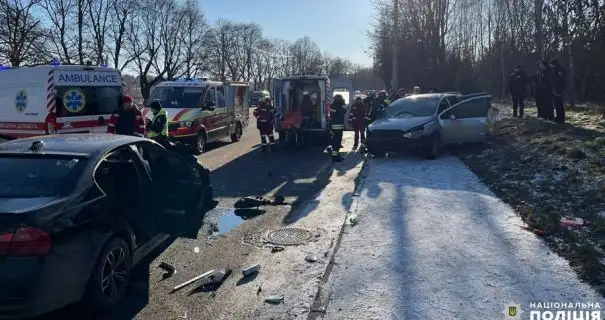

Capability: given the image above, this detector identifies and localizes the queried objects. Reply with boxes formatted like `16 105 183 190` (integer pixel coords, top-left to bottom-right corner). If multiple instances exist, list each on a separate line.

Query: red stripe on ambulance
172 109 189 121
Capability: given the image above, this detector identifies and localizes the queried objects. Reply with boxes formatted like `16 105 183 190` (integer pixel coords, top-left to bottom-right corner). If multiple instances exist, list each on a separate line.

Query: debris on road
171 269 216 293
158 262 176 279
196 269 231 289
270 246 285 253
264 294 284 305
235 196 272 208
560 216 584 227
242 264 261 277
304 255 318 263
193 246 200 253
234 196 289 209
348 213 359 226
520 225 547 236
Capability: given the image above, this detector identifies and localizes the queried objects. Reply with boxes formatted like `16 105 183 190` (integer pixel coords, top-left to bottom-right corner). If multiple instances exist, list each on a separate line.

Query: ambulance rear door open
271 78 283 131
53 68 123 134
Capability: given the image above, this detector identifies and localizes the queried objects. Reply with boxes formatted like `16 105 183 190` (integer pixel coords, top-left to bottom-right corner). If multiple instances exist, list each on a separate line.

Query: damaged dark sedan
0 134 213 319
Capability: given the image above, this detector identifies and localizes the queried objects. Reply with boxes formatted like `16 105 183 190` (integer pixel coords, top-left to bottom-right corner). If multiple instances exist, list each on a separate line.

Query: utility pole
391 0 399 92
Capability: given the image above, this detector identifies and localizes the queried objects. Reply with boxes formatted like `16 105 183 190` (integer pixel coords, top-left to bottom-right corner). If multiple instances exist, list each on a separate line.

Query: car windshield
384 96 440 118
0 156 87 198
149 86 207 108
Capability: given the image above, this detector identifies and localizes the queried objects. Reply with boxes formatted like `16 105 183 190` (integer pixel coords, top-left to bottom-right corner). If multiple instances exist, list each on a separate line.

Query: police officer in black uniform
329 94 347 162
508 65 529 118
534 60 554 120
550 59 567 123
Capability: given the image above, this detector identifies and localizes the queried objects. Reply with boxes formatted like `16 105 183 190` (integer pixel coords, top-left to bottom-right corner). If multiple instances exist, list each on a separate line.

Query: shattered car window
0 156 87 198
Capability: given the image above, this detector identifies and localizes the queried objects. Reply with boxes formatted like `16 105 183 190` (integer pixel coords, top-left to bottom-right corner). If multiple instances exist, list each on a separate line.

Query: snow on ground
324 156 603 320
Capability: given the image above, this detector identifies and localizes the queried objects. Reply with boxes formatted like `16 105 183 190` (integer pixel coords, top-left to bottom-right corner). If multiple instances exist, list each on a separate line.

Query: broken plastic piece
242 264 261 277
271 246 284 253
198 269 229 287
348 214 359 226
158 262 176 278
171 269 215 293
305 255 318 263
560 216 584 227
265 294 284 304
234 196 272 209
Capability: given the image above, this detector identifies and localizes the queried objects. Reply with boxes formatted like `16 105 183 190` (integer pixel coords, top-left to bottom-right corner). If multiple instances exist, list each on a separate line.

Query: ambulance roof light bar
50 59 61 67
0 65 9 70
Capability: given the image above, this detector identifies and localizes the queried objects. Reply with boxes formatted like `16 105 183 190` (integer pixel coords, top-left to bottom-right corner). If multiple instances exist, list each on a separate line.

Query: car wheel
84 237 132 312
230 123 242 142
193 132 206 155
424 134 441 160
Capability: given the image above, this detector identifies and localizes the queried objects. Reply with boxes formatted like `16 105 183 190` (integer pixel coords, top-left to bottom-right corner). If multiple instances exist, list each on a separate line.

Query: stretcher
279 109 304 147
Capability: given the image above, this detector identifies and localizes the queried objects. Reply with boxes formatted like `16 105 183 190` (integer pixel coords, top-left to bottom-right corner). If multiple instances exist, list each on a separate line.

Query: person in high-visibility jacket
328 94 347 162
145 101 169 147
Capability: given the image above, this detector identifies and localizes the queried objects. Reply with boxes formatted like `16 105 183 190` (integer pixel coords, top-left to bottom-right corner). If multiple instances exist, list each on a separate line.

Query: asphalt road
38 116 340 319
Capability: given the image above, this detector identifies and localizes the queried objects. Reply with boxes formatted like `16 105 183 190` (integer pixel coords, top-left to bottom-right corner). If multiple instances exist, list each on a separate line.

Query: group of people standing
508 59 567 123
328 90 392 162
107 95 170 145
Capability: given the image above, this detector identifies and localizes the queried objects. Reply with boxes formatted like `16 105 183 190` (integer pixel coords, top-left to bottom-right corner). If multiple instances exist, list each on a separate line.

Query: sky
200 0 375 67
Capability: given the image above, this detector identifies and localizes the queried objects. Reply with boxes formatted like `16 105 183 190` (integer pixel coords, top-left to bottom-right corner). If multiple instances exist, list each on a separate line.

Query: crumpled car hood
369 116 434 131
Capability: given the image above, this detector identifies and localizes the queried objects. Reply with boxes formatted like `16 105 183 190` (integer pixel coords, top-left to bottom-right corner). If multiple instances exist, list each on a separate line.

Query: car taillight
0 227 52 256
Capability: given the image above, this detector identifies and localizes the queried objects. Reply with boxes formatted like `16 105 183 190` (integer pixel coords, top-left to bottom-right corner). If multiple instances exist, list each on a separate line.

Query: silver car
366 92 492 159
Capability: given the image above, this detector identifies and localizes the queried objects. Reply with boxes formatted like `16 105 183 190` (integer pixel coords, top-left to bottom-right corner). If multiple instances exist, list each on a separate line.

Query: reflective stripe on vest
147 109 168 138
331 124 345 130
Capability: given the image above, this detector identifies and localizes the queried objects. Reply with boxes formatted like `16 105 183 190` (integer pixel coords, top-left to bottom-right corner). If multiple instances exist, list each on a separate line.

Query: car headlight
403 125 424 138
180 121 193 128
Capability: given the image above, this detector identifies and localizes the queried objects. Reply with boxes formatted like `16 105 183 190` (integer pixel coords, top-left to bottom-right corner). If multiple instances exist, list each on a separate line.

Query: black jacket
551 65 567 94
508 70 529 98
535 68 553 94
329 102 347 127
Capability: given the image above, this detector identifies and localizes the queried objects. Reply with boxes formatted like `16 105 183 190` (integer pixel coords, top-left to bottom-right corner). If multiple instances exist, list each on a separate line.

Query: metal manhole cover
266 228 313 246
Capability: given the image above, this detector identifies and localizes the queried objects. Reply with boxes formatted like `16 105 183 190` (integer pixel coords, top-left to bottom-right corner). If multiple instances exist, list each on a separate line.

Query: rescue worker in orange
107 95 145 136
349 96 368 150
253 97 278 152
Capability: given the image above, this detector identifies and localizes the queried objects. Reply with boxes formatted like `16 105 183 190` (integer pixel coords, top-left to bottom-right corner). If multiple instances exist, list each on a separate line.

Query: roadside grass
453 102 605 296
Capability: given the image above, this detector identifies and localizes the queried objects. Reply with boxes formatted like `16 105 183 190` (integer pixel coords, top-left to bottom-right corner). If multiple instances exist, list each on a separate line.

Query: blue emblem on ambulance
63 89 86 113
15 90 27 113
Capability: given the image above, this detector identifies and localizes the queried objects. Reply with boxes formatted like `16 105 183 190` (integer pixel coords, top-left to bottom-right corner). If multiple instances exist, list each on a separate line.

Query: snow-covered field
324 156 603 319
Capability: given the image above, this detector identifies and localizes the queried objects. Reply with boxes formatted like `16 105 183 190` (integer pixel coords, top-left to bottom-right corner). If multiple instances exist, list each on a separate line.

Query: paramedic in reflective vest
253 97 278 152
329 94 347 162
146 101 169 147
107 95 145 136
349 96 369 150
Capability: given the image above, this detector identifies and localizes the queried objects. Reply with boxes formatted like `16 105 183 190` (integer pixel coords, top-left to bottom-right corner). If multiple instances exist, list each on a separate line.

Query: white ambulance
0 63 124 139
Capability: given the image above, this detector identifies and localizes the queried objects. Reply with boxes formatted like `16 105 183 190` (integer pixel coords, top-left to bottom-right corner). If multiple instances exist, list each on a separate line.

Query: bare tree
40 0 74 63
0 0 48 66
86 0 113 64
180 0 208 77
108 0 135 70
290 36 323 75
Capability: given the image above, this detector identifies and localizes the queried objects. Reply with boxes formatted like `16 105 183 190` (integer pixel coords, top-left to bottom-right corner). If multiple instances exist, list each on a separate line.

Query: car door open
134 141 200 236
439 94 491 143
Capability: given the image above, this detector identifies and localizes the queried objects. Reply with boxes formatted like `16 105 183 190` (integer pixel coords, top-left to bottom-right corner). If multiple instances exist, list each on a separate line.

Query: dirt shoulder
454 103 605 296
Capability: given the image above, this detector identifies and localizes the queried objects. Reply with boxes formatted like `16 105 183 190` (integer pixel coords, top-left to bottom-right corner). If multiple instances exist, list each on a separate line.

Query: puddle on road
218 208 266 235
